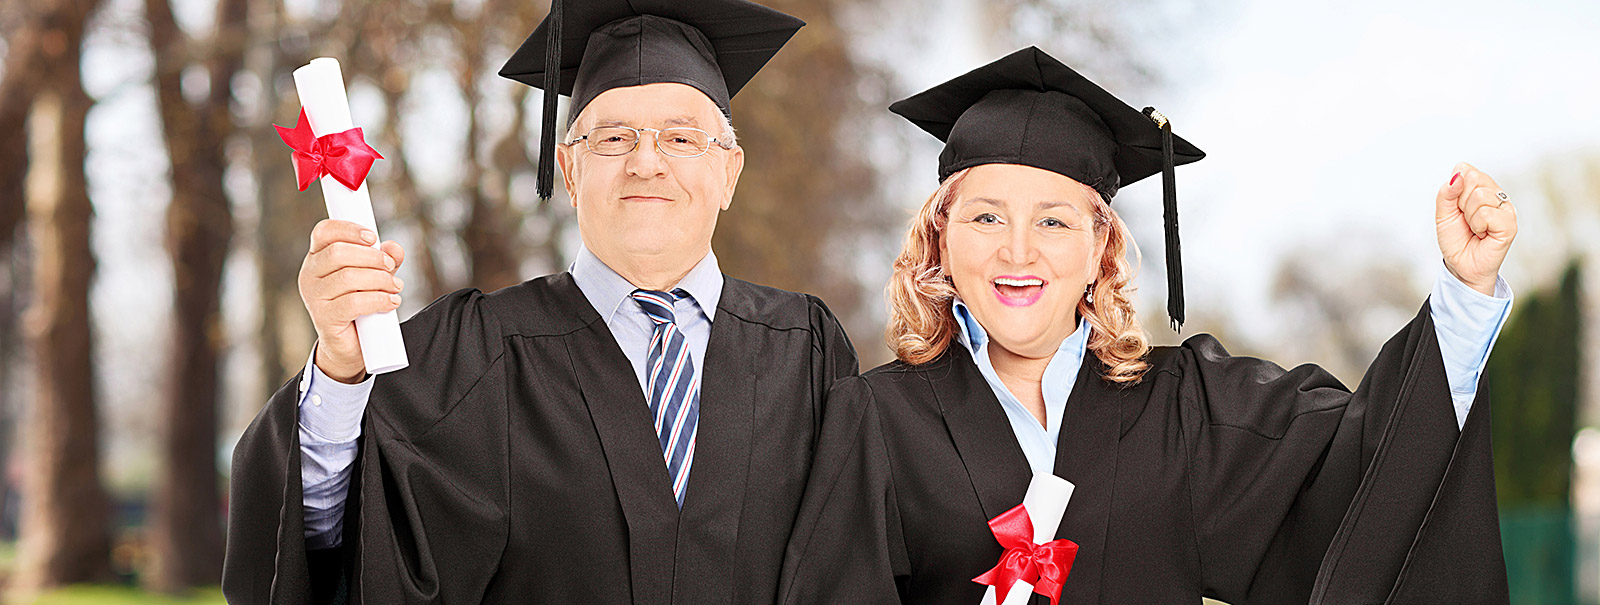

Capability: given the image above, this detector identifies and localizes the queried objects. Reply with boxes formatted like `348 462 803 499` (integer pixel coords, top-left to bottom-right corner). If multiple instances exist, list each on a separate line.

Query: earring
1086 283 1095 305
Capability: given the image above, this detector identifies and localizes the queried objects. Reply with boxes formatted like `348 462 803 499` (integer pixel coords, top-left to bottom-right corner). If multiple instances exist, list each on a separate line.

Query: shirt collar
571 246 724 322
950 296 1089 363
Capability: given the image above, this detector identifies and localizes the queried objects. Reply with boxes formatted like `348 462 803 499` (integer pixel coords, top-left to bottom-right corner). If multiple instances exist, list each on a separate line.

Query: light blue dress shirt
950 262 1513 477
294 247 722 548
951 303 1090 477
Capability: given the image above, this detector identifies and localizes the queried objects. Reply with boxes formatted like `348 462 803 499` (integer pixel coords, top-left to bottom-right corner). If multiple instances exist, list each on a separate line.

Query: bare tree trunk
250 0 318 391
0 247 24 544
143 0 248 590
455 22 522 292
492 86 561 275
363 14 446 300
14 0 114 587
0 0 44 552
0 3 52 254
375 78 446 301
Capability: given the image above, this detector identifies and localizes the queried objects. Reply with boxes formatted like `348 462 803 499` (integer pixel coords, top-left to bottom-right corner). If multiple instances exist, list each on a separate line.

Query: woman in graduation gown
778 47 1516 604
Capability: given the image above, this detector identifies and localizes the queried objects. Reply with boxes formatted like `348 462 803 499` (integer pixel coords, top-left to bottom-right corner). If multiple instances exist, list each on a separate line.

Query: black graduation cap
499 0 805 200
889 46 1205 331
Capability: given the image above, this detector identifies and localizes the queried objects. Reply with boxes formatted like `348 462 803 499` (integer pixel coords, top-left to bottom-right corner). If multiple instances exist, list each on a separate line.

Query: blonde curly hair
885 167 1152 383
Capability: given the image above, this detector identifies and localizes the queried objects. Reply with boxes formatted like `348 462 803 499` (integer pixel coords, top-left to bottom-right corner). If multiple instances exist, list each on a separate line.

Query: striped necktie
631 289 700 508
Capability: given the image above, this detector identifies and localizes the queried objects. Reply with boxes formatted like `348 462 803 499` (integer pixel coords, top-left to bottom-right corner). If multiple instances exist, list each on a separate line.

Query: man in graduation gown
223 1 859 603
779 47 1514 604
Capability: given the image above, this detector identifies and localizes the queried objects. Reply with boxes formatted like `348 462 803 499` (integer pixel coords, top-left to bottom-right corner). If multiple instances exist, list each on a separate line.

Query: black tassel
1144 106 1183 332
536 0 562 200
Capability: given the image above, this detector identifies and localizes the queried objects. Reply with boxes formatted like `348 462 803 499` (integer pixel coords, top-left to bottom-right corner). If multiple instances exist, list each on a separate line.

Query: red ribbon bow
972 503 1078 605
274 107 383 192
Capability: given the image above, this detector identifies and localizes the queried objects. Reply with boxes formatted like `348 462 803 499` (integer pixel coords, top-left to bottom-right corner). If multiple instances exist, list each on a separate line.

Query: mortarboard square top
499 0 805 125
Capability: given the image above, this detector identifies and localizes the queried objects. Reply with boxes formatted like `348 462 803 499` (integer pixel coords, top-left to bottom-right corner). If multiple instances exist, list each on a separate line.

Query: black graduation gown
779 301 1508 604
223 271 858 604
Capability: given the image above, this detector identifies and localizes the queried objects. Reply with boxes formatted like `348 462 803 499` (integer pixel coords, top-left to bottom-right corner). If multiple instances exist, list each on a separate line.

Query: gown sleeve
223 288 506 605
1186 299 1508 604
807 294 861 423
778 375 904 605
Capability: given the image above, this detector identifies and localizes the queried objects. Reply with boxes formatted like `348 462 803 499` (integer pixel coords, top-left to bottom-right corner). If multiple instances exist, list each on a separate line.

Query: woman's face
941 164 1107 360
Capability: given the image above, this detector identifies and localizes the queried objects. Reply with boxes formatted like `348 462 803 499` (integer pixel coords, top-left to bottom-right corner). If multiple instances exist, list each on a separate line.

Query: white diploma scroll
292 57 409 375
980 473 1075 605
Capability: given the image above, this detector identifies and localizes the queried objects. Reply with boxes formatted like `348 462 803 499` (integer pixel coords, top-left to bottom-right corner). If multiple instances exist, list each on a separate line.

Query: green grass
22 586 224 605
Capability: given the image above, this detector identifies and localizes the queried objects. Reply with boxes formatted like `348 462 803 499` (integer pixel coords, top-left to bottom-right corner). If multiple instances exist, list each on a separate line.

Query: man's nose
624 131 669 179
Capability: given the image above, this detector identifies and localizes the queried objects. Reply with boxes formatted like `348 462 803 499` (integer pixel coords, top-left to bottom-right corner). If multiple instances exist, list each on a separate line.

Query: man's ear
556 138 579 208
721 145 744 211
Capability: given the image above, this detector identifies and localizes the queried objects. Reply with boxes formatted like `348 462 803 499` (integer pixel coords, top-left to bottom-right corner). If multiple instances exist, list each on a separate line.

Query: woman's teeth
994 277 1044 287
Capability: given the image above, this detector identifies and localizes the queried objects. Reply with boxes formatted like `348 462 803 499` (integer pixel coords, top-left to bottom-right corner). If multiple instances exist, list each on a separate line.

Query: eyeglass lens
586 127 712 157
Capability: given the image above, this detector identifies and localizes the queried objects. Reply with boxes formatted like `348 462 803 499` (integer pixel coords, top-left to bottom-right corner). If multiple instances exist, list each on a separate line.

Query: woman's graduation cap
499 0 805 200
890 46 1206 331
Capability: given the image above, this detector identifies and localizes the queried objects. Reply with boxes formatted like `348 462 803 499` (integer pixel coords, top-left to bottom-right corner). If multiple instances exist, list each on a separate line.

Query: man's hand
299 219 406 384
1436 162 1517 296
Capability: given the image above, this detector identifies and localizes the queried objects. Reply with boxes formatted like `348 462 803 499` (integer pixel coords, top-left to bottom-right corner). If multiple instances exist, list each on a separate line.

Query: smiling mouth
992 276 1046 307
622 195 674 203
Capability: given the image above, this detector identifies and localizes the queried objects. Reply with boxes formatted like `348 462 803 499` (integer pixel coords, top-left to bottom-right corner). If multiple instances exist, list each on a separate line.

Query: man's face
556 83 745 274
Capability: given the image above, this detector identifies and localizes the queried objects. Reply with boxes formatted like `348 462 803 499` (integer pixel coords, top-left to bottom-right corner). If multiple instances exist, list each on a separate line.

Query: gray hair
715 112 737 148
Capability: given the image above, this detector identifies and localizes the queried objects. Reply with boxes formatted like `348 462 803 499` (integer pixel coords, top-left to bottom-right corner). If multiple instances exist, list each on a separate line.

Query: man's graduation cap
499 0 805 200
890 46 1206 331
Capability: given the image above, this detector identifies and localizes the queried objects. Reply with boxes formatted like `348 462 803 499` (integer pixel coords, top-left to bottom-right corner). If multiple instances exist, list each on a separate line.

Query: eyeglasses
566 126 731 158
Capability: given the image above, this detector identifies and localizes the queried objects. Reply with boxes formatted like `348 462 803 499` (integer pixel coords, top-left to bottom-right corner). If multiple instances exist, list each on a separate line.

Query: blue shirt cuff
1429 262 1513 429
298 342 373 443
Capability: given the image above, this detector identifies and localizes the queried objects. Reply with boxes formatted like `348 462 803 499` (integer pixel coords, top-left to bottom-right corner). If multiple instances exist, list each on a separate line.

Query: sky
1163 0 1600 345
40 0 1600 481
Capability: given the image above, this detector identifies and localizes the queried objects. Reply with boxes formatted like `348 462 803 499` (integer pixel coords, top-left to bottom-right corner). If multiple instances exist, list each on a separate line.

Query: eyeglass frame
564 125 735 159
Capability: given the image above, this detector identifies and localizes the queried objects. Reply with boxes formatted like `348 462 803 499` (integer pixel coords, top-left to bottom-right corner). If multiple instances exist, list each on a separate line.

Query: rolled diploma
293 57 409 375
981 473 1075 605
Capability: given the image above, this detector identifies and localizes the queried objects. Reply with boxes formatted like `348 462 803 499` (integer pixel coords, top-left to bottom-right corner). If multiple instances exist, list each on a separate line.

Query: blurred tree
715 0 879 350
450 0 529 292
981 0 1162 89
0 0 41 550
249 0 319 390
0 5 41 528
13 0 114 592
0 236 23 545
1523 151 1600 604
486 0 577 280
1268 244 1422 384
358 5 445 303
1487 260 1581 605
0 0 51 253
143 0 248 590
1490 260 1582 503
